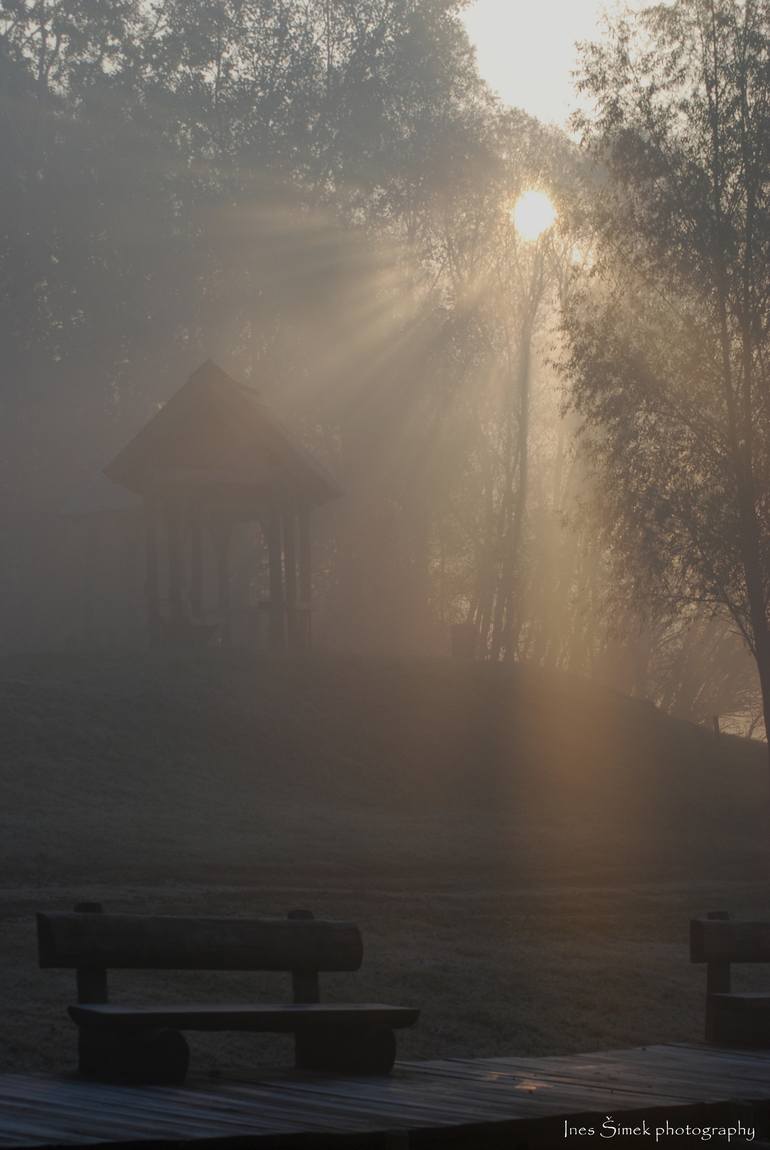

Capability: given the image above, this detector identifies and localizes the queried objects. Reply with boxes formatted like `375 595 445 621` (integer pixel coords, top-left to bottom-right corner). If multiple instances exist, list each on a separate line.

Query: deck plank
0 1045 768 1148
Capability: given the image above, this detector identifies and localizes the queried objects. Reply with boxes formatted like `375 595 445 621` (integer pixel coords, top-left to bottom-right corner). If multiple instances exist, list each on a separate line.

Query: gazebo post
144 498 161 644
283 504 298 650
81 521 100 648
189 501 203 620
166 503 184 624
298 505 312 649
211 515 232 645
266 505 285 651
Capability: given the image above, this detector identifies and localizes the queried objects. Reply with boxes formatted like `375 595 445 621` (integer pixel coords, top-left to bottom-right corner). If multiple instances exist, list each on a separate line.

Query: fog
5 0 770 1116
0 0 766 739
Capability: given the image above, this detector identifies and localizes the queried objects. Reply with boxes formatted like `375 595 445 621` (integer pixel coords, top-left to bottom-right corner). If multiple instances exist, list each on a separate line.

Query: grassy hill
2 651 769 1076
3 651 767 887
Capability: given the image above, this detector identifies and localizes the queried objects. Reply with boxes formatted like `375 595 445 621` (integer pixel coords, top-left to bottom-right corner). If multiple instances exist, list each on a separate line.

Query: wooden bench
690 911 770 1045
37 903 419 1084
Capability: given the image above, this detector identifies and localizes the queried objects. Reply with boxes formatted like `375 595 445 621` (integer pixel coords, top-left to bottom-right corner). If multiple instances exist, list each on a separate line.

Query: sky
461 0 618 127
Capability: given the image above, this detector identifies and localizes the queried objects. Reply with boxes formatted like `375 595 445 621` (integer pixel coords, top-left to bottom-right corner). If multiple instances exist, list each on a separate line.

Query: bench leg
295 1024 396 1074
78 1027 190 1085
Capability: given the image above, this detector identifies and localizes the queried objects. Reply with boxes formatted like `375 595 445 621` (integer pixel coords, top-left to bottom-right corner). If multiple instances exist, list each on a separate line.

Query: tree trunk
492 312 533 662
752 634 770 771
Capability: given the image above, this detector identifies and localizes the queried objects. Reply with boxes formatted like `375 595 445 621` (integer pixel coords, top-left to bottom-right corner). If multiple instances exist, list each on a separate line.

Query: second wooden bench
691 910 770 1045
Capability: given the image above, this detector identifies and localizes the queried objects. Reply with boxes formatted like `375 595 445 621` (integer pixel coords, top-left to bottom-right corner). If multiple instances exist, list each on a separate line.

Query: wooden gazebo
104 360 339 650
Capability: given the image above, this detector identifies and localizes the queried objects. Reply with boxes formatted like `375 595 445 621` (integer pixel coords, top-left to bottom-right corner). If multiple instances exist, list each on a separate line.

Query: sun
511 190 557 241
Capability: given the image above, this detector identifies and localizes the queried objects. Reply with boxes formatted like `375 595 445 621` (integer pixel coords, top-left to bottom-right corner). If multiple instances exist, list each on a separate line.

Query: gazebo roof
62 472 141 519
104 360 339 509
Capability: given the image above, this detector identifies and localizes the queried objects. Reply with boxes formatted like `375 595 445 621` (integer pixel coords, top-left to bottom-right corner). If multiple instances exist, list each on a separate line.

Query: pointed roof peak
104 360 339 510
188 358 258 393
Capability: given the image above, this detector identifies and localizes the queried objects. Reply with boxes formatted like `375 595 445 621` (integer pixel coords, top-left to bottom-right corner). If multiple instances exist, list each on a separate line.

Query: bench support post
703 910 731 1043
295 1023 397 1075
289 909 320 1004
78 1026 190 1086
74 903 108 1007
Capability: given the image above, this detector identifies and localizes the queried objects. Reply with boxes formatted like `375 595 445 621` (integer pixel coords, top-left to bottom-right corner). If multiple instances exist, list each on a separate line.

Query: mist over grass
2 653 769 1078
2 650 768 888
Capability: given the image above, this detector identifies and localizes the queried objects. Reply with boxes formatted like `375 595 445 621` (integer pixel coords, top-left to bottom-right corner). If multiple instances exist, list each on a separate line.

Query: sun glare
512 190 557 241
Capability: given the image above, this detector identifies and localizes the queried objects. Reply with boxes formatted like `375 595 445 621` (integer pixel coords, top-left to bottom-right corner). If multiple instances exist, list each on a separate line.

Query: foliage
564 0 770 741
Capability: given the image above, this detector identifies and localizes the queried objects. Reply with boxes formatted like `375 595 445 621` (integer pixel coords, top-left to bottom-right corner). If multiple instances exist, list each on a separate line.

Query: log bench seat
38 904 419 1085
69 1002 419 1032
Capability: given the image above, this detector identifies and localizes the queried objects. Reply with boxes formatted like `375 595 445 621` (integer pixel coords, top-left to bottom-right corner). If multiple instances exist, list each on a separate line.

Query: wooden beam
210 516 232 645
81 522 100 647
288 909 320 1004
298 506 312 649
166 505 184 622
283 506 298 650
690 913 770 963
266 506 285 651
73 902 108 1005
70 1002 417 1033
143 500 160 644
37 912 363 973
189 502 203 618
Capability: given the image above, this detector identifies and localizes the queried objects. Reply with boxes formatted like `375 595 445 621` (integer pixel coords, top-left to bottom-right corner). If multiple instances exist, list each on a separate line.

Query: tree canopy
565 0 770 741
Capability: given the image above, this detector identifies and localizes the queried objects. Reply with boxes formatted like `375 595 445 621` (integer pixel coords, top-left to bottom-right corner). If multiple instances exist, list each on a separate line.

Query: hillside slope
2 652 767 890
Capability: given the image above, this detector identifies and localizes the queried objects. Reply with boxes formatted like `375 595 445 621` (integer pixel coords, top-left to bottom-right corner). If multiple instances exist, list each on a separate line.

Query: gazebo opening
104 360 339 650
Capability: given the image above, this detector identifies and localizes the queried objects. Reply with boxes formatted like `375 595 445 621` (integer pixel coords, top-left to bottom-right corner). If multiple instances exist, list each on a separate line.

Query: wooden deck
1 1044 769 1148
